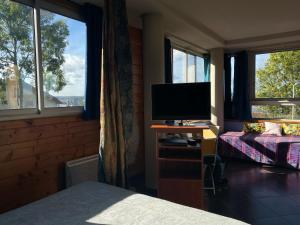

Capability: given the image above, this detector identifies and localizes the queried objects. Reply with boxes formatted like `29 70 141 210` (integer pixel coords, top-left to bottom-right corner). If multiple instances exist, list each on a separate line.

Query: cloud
63 54 86 79
49 54 86 97
173 49 185 63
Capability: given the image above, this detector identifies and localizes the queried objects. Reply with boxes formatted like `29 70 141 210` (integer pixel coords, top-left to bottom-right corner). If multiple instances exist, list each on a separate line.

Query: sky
256 53 270 70
173 49 270 100
173 49 205 83
47 11 270 97
45 11 87 97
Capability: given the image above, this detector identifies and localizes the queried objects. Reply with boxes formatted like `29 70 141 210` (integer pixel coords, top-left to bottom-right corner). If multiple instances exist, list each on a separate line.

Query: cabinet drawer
159 178 203 209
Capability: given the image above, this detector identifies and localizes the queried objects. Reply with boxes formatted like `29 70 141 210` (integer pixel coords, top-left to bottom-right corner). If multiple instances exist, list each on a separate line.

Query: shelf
159 161 202 180
159 148 202 160
159 177 202 182
151 124 209 133
158 144 201 150
159 171 202 180
152 124 205 209
158 157 202 163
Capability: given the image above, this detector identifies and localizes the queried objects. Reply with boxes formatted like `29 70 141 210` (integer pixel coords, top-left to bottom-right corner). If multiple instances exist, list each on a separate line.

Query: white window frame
172 46 204 83
249 49 300 119
0 0 86 121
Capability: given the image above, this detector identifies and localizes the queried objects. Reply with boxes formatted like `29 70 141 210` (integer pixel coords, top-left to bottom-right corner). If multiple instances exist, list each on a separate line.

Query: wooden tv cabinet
151 124 209 209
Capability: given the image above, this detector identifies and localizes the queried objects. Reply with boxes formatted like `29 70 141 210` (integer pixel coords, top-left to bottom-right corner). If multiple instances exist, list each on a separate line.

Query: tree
0 0 69 108
256 50 300 118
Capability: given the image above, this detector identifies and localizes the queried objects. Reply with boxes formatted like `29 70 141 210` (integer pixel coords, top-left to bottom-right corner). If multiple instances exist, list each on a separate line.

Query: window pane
40 10 86 108
252 105 300 120
0 1 36 110
187 54 195 83
231 56 235 100
196 56 204 82
172 49 186 83
255 50 300 99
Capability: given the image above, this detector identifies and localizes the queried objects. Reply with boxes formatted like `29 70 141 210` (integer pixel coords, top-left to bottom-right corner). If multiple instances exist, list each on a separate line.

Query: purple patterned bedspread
219 132 300 169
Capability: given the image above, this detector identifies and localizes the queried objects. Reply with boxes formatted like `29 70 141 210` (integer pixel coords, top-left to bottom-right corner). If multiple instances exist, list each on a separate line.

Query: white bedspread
0 181 249 225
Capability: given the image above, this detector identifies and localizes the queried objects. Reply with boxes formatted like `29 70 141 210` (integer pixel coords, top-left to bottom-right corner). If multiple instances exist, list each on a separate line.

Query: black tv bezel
151 82 211 121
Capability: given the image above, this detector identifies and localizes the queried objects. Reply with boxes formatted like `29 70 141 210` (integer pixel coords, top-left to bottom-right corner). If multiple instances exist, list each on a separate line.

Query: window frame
172 46 205 83
249 48 300 119
0 0 86 121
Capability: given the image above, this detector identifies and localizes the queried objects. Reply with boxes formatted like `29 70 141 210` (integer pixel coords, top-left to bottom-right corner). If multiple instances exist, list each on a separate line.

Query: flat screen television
152 82 211 120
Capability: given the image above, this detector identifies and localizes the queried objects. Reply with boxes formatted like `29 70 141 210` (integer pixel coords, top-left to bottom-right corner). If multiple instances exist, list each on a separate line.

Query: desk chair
202 125 220 195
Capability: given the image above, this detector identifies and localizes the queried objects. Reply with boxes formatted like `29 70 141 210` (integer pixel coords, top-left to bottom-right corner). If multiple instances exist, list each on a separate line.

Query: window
230 56 235 100
172 48 205 83
252 49 300 119
0 0 86 117
0 1 36 110
40 9 86 108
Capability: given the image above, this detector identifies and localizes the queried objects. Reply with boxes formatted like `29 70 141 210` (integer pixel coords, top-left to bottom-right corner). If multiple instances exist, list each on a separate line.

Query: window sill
0 107 84 122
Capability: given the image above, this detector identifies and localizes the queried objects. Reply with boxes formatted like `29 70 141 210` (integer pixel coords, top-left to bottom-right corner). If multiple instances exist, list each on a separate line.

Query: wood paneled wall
0 26 144 213
128 27 145 177
0 116 99 213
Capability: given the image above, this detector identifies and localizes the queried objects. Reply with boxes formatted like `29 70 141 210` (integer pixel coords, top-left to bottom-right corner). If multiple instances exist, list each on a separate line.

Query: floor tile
258 196 300 216
282 214 300 225
205 160 300 222
252 217 291 225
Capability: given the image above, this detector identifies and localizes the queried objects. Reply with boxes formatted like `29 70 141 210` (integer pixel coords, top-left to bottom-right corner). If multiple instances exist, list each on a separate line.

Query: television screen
152 82 211 120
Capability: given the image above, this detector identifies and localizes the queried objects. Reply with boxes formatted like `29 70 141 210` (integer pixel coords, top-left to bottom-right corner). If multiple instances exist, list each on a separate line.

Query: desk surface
151 124 209 133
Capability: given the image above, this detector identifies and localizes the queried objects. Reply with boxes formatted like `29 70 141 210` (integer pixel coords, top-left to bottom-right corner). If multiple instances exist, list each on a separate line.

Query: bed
0 181 248 225
219 131 300 169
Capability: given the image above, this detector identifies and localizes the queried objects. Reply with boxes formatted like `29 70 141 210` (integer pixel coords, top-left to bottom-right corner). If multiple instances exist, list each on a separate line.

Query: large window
0 0 86 117
0 1 36 110
172 48 205 83
252 49 300 119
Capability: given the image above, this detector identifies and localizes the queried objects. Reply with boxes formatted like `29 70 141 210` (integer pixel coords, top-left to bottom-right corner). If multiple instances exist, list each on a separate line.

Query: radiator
65 154 98 188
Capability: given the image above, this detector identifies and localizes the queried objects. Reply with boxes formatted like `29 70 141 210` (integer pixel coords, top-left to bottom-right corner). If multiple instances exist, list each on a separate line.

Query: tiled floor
205 160 300 225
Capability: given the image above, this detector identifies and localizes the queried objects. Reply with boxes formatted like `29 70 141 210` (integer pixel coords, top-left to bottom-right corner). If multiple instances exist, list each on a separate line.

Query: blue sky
173 49 205 83
44 11 87 97
256 53 270 70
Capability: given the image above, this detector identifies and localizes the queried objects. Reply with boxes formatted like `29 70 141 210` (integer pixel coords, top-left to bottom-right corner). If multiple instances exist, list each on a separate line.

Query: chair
202 125 220 195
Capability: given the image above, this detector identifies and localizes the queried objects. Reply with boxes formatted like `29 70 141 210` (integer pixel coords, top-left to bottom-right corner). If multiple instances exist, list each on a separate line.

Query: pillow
262 122 282 136
243 122 265 133
282 123 300 136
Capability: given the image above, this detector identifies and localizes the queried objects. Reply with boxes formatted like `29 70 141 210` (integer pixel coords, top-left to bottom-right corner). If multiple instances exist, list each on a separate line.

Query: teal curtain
203 54 210 82
164 38 172 83
83 4 102 120
232 51 252 120
99 0 133 188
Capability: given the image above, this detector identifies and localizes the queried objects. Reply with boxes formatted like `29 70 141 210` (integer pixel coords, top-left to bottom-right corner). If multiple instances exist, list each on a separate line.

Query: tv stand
165 120 211 127
151 124 210 209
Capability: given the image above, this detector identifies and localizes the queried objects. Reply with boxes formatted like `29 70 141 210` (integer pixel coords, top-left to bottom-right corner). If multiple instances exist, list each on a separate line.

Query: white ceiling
73 0 300 51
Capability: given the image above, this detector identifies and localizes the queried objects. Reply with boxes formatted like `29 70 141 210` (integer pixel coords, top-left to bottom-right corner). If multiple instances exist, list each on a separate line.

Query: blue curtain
232 51 252 120
164 38 172 83
83 4 103 120
224 54 233 119
203 54 210 82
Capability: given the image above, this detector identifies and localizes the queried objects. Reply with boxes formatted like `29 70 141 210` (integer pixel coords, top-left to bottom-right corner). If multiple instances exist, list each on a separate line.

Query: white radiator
65 154 98 188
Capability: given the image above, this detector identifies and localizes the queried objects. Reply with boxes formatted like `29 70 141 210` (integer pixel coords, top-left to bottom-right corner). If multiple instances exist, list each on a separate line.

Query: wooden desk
151 124 209 209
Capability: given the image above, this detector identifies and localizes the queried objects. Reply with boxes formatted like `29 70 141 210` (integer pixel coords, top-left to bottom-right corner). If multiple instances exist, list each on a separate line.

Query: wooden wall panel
0 115 99 213
0 26 144 213
127 27 145 177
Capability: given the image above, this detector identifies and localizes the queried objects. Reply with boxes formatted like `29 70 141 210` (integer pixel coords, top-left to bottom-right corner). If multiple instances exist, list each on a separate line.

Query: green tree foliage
0 0 69 107
256 50 300 118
